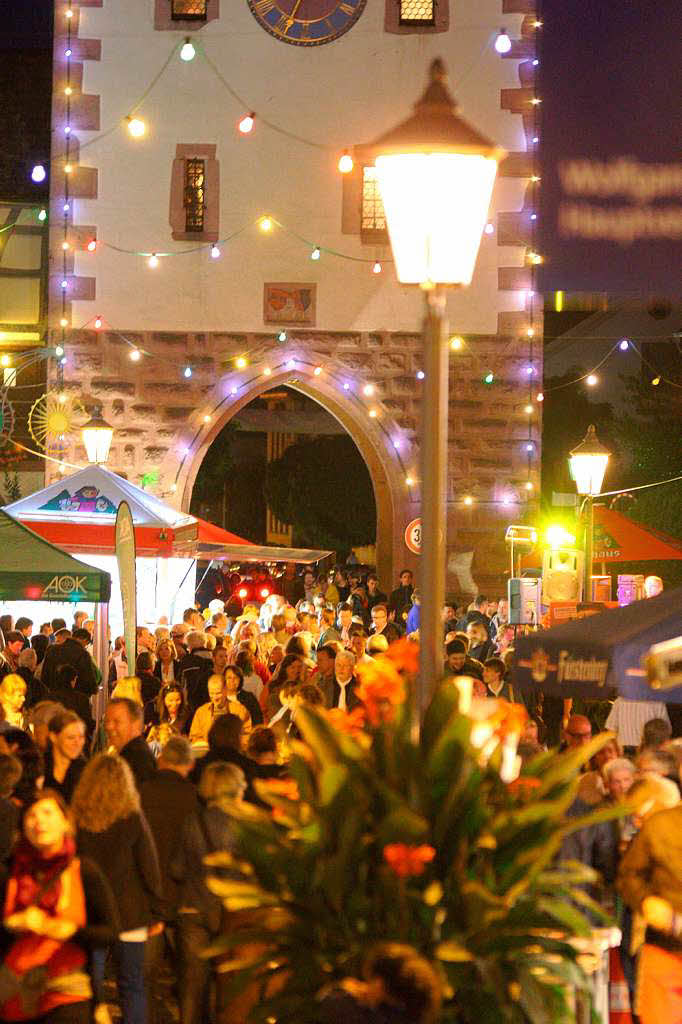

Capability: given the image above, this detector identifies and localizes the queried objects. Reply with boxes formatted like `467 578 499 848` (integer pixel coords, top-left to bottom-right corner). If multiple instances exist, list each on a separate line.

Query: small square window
361 166 388 243
399 0 435 26
184 158 205 233
171 0 207 21
3 367 16 388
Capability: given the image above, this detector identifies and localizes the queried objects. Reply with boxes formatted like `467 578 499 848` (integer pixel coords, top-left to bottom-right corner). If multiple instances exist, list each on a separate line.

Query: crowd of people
0 568 679 1023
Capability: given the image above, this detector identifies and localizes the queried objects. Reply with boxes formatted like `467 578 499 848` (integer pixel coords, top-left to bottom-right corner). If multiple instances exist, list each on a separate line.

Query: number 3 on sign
405 518 421 554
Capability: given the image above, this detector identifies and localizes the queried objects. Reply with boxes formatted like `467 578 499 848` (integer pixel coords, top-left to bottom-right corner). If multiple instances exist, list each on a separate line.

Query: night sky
0 0 53 47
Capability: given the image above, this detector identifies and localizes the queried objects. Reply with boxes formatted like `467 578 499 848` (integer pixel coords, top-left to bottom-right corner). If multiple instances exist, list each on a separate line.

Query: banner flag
115 500 137 675
539 0 682 295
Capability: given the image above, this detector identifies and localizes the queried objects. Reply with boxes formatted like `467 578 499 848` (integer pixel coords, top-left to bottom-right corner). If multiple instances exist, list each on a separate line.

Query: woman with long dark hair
266 654 304 720
43 710 86 804
155 683 190 735
225 665 263 728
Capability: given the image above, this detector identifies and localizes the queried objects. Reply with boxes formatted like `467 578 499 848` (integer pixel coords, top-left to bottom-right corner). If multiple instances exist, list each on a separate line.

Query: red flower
507 776 542 797
383 843 436 879
384 638 420 676
356 657 406 726
327 706 367 737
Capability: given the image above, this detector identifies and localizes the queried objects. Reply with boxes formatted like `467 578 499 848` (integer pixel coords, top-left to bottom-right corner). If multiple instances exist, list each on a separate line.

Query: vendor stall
3 466 252 638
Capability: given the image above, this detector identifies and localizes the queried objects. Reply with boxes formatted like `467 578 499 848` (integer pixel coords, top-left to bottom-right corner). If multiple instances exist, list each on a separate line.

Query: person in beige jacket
189 674 249 746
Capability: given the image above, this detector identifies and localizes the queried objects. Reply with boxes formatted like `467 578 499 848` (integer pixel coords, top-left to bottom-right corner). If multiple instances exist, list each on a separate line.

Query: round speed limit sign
404 517 422 554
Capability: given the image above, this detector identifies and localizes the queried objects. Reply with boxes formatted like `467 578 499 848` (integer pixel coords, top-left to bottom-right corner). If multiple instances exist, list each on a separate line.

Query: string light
619 338 629 351
311 246 321 260
536 392 544 402
586 374 598 387
64 48 72 57
405 475 414 486
463 495 474 506
416 371 425 380
338 150 353 174
528 252 542 265
652 376 661 386
94 316 102 329
230 385 238 394
127 117 146 138
313 366 322 376
524 403 534 414
38 209 47 221
263 366 272 377
343 382 350 391
59 317 68 328
31 164 46 183
87 239 97 251
235 356 247 369
61 240 70 251
494 28 512 54
169 482 177 492
286 359 295 370
64 86 73 96
526 442 534 453
238 113 255 134
60 279 68 289
484 372 494 384
259 216 273 232
63 203 70 213
530 97 542 106
277 330 287 342
526 327 535 338
210 245 221 259
484 222 494 234
55 346 64 357
450 336 463 351
363 384 375 396
372 260 382 274
525 481 534 491
130 349 141 362
147 253 159 268
530 175 541 183
64 125 71 135
65 7 73 17
203 414 211 423
183 366 192 378
180 38 196 61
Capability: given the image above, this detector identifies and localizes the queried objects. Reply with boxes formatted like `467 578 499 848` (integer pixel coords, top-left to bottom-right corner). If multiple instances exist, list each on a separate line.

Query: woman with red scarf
0 791 118 1023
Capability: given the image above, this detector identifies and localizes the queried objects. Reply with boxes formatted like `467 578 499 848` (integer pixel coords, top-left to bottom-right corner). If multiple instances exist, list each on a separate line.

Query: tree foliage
265 435 376 556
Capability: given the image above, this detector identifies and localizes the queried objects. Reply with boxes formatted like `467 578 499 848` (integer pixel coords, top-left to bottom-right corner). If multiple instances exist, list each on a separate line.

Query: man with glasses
564 714 593 750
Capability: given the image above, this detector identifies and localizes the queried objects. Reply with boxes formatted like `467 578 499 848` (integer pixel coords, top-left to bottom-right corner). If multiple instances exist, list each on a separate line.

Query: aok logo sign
42 575 87 597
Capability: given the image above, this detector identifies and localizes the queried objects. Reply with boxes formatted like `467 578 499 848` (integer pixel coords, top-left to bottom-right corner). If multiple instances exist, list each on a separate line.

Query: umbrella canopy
0 509 111 603
513 585 682 702
592 506 682 562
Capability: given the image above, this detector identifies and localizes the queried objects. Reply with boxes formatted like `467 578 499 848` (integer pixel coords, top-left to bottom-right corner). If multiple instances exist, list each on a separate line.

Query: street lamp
82 406 114 464
370 59 504 715
568 424 610 600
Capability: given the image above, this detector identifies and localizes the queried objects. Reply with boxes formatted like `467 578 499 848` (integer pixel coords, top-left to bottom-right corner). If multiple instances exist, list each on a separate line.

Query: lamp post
370 59 505 718
568 424 610 601
81 405 114 464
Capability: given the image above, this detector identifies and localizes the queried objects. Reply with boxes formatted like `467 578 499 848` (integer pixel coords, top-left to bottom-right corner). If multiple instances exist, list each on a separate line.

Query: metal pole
417 286 449 722
584 495 594 602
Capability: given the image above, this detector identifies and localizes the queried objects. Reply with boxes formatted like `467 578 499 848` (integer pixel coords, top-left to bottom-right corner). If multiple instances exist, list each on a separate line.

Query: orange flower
263 778 300 802
507 776 542 797
356 656 406 726
327 706 366 737
384 637 420 676
383 843 436 879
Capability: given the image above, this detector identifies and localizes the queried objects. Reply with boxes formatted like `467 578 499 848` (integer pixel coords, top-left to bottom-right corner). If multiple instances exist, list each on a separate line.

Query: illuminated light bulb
494 28 512 54
405 476 414 486
180 38 196 61
55 345 64 357
263 366 272 377
286 359 295 370
619 338 629 351
525 365 534 376
484 221 494 234
0 355 9 367
338 150 353 174
38 209 47 221
528 252 542 265
148 253 159 268
59 317 68 328
586 373 598 386
130 349 142 362
277 330 287 342
64 48 72 57
203 414 211 423
368 408 378 418
94 316 102 329
392 439 401 450
63 202 70 213
65 7 73 17
60 356 67 365
363 383 375 397
127 117 146 138
484 372 494 384
64 163 72 174
343 382 350 391
533 19 543 28
450 335 463 351
416 370 425 380
530 97 541 106
530 175 541 183
313 366 322 376
532 58 539 66
230 386 238 395
64 125 71 135
525 480 534 491
527 327 535 337
526 442 534 452
210 245 220 259
87 239 97 251
532 135 539 144
259 216 273 232
60 279 68 289
184 366 192 378
180 446 190 457
536 391 544 402
652 376 661 386
235 356 247 370
64 85 73 96
238 113 255 134
62 240 70 250
31 164 46 183
501 494 513 507
311 246 321 260
58 392 67 405
524 403 534 414
169 482 177 492
372 260 382 274
463 495 474 506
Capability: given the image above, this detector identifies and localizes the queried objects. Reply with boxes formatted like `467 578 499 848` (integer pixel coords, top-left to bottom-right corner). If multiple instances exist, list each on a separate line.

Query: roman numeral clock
248 0 367 45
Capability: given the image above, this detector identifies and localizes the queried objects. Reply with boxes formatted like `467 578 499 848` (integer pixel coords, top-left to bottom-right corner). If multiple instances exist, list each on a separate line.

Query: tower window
399 0 435 25
171 0 207 20
184 158 205 233
361 166 388 243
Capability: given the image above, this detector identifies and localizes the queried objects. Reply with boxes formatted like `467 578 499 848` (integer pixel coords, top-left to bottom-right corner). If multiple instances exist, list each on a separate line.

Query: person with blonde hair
111 675 143 705
0 673 27 728
189 673 250 746
72 754 162 1024
154 637 179 685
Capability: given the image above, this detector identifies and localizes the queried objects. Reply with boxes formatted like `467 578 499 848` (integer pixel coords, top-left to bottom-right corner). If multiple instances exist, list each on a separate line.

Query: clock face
247 0 367 46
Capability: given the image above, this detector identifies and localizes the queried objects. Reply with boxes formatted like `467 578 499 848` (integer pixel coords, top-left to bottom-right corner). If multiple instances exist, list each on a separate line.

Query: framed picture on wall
263 282 316 326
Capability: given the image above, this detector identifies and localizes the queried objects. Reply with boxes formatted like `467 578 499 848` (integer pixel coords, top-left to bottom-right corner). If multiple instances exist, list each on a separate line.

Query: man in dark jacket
105 697 156 787
48 663 95 739
388 570 414 628
140 736 199 923
41 628 97 696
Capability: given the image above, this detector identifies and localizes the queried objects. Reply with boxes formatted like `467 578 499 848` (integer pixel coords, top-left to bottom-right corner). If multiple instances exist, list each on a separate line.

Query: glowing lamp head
586 373 598 387
568 424 610 496
259 216 273 232
652 376 661 386
147 253 159 268
38 209 47 221
87 239 97 251
55 345 64 357
363 384 375 396
546 525 576 549
450 335 463 351
127 117 146 138
277 330 287 343
0 355 10 367
94 316 102 329
372 260 382 274
60 317 68 328
536 391 544 402
463 495 473 506
31 164 47 183
130 349 141 362
238 113 255 134
180 38 196 61
313 366 322 376
484 372 494 384
210 245 221 259
184 366 192 378
619 338 629 351
81 406 114 465
311 246 321 260
235 356 247 369
338 150 354 174
494 28 512 54
369 59 504 286
263 366 272 376
484 221 494 234
416 370 425 380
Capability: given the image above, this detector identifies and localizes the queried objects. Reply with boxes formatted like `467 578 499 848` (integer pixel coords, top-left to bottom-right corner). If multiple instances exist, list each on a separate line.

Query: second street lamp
569 424 611 601
369 59 505 716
